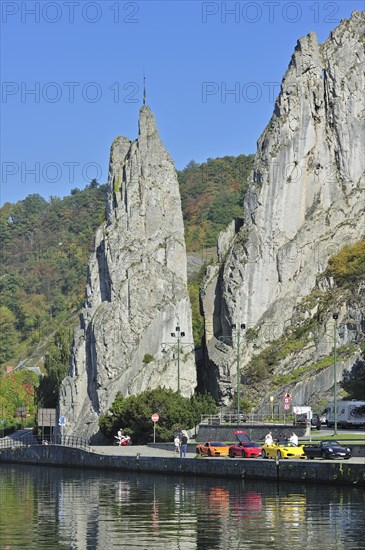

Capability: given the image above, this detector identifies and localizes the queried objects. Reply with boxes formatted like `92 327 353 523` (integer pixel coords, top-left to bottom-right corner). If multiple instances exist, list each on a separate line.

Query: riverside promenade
0 436 364 486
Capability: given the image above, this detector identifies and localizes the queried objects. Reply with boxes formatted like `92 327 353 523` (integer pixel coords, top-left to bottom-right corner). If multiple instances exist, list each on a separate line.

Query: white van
327 400 365 427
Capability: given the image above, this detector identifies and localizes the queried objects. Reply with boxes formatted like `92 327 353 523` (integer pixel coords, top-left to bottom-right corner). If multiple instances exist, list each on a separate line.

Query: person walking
180 432 188 458
174 434 180 456
114 428 123 446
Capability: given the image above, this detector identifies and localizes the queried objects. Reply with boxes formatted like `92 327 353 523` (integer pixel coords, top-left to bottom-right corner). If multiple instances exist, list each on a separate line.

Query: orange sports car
195 441 230 457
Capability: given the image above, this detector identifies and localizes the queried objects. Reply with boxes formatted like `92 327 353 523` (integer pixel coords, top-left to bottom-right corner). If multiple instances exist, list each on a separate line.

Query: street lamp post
270 395 274 422
332 312 338 436
219 323 246 421
232 324 245 421
161 326 194 394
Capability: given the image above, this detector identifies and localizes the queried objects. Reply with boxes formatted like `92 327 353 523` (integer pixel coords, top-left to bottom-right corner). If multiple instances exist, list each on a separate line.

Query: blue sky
1 0 364 204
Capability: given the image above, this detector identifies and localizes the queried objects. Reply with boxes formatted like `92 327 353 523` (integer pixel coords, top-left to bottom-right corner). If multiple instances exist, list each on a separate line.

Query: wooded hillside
0 155 254 369
179 155 253 250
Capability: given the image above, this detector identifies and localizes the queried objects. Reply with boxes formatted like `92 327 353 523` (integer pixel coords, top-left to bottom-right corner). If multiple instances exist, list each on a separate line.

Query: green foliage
325 240 365 286
245 355 272 383
245 328 259 342
189 391 218 423
271 345 358 387
36 327 72 408
239 397 254 413
245 239 365 385
245 325 311 383
4 158 363 410
0 183 107 365
143 354 154 364
178 155 254 251
340 354 365 400
113 176 122 194
187 264 207 345
188 281 205 345
0 155 254 369
0 306 20 364
99 388 217 444
0 369 40 425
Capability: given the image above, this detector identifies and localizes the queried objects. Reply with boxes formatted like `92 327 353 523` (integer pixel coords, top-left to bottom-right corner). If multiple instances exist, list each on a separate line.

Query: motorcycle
113 434 132 446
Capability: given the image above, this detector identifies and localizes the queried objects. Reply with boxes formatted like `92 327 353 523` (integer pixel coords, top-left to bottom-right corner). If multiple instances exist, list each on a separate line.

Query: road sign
284 393 291 412
38 408 56 427
151 413 159 423
59 416 66 426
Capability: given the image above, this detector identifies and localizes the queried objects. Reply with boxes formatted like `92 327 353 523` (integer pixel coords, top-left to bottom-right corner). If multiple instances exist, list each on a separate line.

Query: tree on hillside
36 328 72 408
0 369 39 423
178 154 254 251
326 240 365 286
0 306 20 365
341 355 365 400
0 183 108 366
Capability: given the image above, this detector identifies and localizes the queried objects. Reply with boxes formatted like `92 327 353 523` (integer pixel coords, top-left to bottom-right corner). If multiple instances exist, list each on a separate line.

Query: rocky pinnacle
201 12 365 405
59 107 196 441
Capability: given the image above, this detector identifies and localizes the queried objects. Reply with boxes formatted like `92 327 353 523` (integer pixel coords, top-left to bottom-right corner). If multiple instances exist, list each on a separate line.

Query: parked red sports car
228 430 262 458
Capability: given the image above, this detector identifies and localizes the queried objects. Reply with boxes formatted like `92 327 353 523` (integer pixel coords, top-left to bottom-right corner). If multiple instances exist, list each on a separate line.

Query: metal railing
200 413 295 425
0 434 91 451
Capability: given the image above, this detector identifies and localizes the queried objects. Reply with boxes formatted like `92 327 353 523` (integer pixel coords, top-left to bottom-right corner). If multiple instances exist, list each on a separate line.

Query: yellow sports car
261 441 305 460
195 441 230 457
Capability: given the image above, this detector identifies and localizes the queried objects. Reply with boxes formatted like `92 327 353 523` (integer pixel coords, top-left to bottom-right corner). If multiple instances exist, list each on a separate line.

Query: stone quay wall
0 445 364 486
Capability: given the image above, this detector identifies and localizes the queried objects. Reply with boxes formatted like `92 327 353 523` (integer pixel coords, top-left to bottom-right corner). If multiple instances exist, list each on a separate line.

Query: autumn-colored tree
326 240 365 285
0 306 20 365
178 154 254 250
0 369 39 424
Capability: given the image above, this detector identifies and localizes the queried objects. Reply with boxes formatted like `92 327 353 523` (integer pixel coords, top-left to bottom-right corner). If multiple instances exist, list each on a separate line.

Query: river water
0 464 364 549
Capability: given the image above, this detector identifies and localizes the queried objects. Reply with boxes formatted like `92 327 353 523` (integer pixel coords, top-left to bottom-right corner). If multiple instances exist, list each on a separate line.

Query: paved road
4 429 364 464
93 444 196 459
3 430 194 458
92 445 364 464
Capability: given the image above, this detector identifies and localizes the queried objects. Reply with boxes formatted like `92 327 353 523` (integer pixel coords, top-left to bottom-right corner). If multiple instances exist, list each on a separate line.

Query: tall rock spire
59 107 196 441
201 12 365 405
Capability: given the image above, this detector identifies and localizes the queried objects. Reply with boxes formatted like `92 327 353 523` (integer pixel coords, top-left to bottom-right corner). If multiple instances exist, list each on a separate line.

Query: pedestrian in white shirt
289 432 298 445
264 431 273 445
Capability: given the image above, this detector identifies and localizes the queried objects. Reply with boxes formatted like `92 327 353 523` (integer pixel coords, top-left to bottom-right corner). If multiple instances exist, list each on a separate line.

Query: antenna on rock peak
143 73 146 106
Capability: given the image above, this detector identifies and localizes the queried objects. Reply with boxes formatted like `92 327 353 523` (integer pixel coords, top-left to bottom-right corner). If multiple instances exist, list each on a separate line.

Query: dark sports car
228 430 262 458
303 440 352 460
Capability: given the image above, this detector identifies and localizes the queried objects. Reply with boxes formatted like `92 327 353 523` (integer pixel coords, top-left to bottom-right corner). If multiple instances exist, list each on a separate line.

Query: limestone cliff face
59 107 196 440
201 12 365 406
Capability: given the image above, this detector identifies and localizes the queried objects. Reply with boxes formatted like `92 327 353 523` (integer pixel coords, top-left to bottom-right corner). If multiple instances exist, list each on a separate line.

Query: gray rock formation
59 107 196 440
201 12 365 406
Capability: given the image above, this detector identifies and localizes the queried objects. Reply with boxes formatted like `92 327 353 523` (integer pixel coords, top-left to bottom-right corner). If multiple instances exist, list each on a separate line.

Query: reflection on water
0 464 364 549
